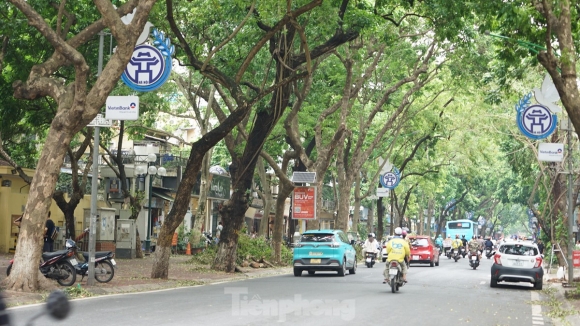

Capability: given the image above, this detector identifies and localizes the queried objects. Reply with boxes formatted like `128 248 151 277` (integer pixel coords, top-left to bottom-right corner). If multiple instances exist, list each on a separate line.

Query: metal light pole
485 30 574 282
140 153 166 254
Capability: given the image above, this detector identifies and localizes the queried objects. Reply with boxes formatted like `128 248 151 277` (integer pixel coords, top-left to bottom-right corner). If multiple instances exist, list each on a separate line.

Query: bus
445 219 476 240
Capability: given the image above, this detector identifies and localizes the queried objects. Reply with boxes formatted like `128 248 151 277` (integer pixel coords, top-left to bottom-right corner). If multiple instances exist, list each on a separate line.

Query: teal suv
293 229 357 277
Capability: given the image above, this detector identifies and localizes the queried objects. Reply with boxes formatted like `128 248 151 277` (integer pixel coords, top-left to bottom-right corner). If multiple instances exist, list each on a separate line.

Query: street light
484 31 575 283
136 153 167 254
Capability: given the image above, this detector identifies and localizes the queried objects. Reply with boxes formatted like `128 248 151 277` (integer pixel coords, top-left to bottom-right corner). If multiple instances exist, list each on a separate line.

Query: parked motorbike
386 260 405 293
365 252 377 268
75 250 116 283
469 252 480 270
202 232 215 245
6 239 77 286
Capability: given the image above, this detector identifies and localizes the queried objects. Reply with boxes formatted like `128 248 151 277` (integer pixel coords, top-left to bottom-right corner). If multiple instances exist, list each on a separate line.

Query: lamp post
485 31 574 283
136 153 167 254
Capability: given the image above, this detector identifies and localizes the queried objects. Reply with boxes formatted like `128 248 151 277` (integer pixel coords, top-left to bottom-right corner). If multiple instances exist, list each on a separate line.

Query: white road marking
530 291 544 325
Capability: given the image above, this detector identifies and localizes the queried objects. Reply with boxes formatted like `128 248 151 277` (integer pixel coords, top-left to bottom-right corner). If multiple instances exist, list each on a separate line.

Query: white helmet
368 233 375 238
394 227 402 235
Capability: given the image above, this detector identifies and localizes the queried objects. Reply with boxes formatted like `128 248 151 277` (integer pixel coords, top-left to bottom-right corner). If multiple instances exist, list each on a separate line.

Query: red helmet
402 230 407 236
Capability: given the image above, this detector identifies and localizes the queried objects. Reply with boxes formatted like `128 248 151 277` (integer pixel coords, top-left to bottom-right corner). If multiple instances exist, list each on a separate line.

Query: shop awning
153 191 174 202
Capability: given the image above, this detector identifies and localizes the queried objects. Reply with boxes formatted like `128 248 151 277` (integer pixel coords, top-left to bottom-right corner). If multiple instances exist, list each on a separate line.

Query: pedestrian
216 221 223 243
43 211 55 252
537 239 544 255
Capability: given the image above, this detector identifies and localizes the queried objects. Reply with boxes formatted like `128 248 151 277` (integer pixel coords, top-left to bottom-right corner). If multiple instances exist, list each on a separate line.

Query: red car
408 235 440 267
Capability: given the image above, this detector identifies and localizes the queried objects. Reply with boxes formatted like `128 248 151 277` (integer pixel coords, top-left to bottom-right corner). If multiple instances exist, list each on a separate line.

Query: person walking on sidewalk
43 211 55 252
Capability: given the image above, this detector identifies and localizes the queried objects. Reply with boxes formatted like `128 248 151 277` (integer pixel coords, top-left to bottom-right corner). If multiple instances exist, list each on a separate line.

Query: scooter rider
451 234 462 256
468 236 480 261
383 227 410 284
484 237 493 251
443 236 452 255
435 235 444 252
362 233 380 257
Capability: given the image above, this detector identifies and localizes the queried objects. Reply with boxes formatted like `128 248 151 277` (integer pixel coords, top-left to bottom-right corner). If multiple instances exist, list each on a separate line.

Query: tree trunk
3 130 72 291
272 182 293 262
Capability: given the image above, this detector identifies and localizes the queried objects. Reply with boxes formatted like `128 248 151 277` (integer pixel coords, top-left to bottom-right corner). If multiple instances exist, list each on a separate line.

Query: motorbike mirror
350 240 355 245
45 290 71 320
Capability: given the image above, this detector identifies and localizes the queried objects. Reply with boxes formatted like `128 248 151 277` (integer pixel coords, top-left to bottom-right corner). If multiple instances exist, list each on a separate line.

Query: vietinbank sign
106 96 139 120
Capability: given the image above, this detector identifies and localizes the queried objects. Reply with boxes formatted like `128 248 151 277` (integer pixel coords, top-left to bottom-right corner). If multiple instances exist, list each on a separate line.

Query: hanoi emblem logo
380 167 401 189
516 92 557 140
121 29 175 92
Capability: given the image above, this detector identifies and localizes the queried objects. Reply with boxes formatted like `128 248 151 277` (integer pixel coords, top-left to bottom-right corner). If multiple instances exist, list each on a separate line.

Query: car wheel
490 277 498 288
430 261 434 267
349 259 356 274
337 258 346 276
293 268 302 277
308 270 315 275
534 280 543 290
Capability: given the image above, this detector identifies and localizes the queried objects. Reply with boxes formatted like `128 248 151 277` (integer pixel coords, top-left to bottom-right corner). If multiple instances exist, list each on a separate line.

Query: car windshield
411 239 429 247
300 234 335 242
500 244 538 256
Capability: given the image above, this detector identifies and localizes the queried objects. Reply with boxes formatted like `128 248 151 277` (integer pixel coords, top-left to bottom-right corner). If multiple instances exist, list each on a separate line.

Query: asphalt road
8 254 551 326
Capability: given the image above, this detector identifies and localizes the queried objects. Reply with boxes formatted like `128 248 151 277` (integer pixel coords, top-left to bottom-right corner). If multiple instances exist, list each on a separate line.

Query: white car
490 241 544 289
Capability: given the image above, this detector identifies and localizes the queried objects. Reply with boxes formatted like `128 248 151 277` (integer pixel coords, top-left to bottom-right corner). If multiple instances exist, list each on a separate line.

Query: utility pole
566 117 575 283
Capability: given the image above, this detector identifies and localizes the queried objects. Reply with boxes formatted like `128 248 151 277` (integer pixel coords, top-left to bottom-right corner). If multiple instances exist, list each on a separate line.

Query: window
301 234 335 243
500 244 538 256
447 222 472 229
412 239 429 247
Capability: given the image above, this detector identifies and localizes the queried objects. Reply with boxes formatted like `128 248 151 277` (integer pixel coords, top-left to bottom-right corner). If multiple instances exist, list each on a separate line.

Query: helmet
455 235 459 238
395 227 403 235
402 230 408 236
438 235 442 238
462 235 466 238
368 233 375 238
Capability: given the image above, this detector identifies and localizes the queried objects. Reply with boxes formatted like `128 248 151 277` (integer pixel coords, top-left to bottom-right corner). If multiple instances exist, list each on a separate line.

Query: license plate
412 255 419 260
69 258 78 265
366 258 372 263
110 259 116 266
310 259 321 264
513 260 523 266
471 256 477 260
389 269 398 275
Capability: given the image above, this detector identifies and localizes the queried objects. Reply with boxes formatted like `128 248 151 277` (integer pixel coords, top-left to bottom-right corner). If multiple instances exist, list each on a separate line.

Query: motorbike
1 290 70 325
202 231 215 245
485 247 496 259
365 252 377 268
386 260 405 293
469 252 480 270
75 250 116 283
6 239 77 286
453 248 461 262
436 245 443 256
460 246 467 258
446 248 452 259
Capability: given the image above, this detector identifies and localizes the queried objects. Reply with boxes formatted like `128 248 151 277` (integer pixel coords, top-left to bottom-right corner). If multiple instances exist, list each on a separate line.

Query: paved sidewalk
0 253 292 307
543 265 580 326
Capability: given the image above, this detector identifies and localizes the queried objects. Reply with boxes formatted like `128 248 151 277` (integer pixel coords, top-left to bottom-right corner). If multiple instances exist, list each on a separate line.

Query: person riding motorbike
460 235 468 248
435 235 444 253
484 237 493 250
468 236 481 261
476 235 485 252
384 227 410 284
443 236 452 255
451 234 462 256
362 233 380 257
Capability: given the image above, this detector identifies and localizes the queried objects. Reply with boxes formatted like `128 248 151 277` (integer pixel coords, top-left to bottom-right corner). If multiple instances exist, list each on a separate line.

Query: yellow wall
0 166 105 253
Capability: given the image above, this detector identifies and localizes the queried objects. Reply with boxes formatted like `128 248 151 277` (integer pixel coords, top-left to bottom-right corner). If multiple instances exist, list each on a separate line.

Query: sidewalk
543 265 580 326
0 253 292 307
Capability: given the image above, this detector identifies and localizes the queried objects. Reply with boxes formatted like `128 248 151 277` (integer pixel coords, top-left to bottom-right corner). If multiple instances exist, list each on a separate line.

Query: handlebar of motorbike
0 290 70 326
